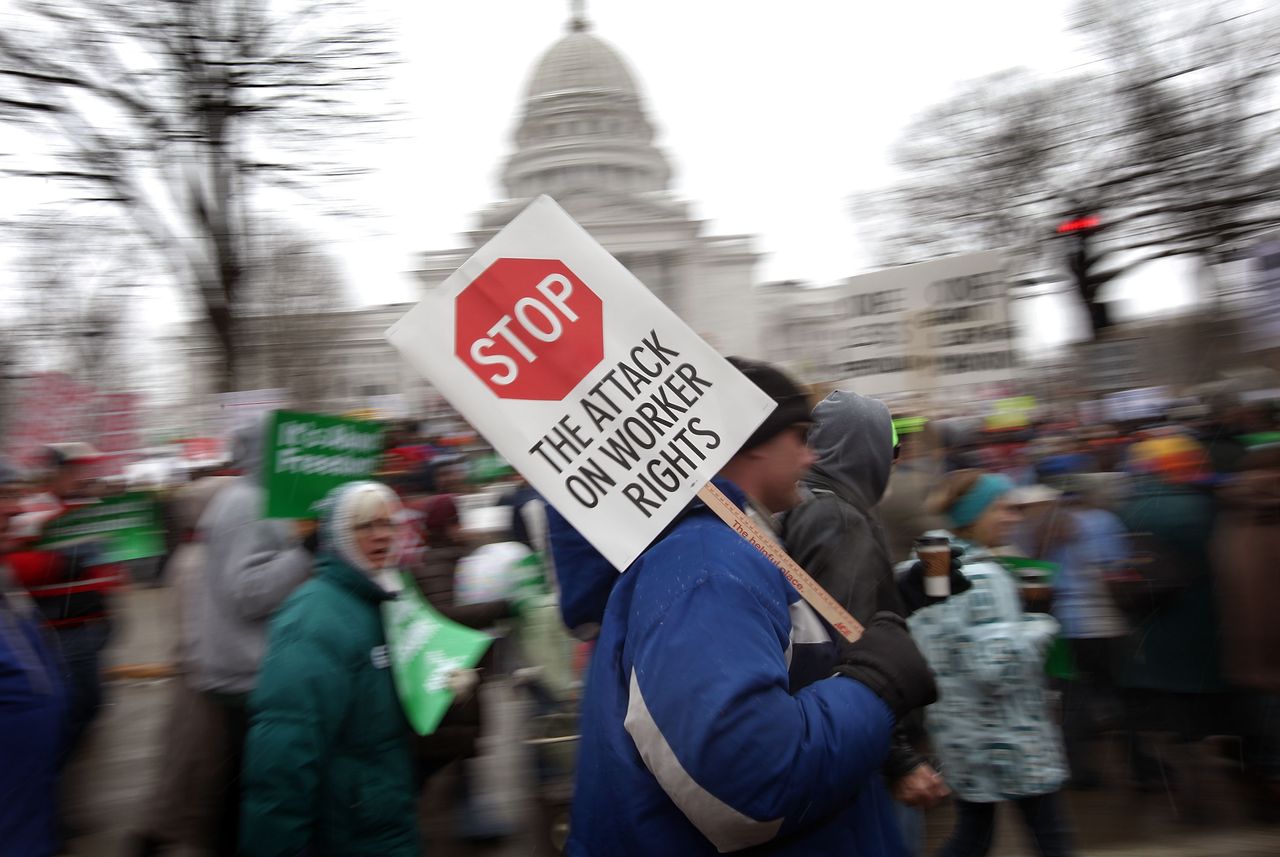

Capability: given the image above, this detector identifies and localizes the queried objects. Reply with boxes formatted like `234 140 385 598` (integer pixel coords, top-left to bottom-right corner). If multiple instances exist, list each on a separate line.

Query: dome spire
569 0 589 32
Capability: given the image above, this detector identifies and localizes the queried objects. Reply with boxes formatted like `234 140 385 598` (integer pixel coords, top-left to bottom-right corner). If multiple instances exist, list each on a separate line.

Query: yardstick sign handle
696 482 865 643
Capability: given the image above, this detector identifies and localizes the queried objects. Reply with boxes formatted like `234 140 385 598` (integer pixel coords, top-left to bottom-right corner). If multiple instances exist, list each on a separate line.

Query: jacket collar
665 477 752 528
315 552 396 604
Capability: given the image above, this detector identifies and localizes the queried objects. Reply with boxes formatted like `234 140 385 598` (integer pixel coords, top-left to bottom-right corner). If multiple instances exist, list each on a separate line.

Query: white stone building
415 11 763 358
173 9 769 430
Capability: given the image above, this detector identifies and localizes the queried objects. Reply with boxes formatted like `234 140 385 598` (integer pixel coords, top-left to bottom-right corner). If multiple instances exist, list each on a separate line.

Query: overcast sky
350 0 1086 304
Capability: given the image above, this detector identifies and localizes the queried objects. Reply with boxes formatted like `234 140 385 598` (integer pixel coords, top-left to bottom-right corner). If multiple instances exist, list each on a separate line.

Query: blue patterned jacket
906 535 1067 802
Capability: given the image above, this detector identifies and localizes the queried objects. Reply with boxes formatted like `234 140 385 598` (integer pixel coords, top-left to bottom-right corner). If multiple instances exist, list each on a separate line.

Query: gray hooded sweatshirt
783 391 923 780
782 391 905 625
190 420 313 695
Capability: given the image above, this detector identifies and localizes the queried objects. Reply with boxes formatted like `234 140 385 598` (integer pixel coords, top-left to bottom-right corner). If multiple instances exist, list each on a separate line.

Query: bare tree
5 214 143 388
239 228 350 410
856 0 1280 289
1071 0 1280 278
852 69 1100 272
0 0 397 390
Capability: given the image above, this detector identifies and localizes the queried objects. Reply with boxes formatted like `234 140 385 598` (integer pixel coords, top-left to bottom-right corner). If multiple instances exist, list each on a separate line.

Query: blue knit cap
948 473 1014 529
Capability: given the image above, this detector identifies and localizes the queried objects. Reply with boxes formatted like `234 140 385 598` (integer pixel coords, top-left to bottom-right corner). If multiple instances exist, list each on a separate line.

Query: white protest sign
387 195 776 571
215 388 289 437
831 251 1013 397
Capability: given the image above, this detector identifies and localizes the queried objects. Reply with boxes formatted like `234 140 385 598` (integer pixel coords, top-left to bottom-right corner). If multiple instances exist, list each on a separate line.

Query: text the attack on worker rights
388 195 776 571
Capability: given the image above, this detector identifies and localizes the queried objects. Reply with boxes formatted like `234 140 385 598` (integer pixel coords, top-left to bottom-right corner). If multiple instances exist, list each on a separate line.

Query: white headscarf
322 481 404 593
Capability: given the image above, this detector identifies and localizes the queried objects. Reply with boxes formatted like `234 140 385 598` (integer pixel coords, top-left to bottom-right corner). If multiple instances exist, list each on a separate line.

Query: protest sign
216 388 289 438
831 251 1013 397
1247 239 1280 351
263 411 384 519
984 396 1037 431
35 493 165 563
84 391 144 480
386 196 777 572
382 571 494 736
2 375 147 478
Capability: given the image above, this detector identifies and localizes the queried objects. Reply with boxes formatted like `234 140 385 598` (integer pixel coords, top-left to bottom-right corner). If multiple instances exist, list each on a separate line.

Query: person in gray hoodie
784 392 903 620
782 391 951 853
188 417 314 856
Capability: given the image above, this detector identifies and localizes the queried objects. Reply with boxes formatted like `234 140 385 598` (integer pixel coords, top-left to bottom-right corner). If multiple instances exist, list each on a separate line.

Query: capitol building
415 11 763 358
181 8 784 424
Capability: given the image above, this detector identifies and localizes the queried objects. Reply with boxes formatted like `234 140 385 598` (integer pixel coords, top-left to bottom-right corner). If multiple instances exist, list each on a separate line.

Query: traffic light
1058 215 1109 337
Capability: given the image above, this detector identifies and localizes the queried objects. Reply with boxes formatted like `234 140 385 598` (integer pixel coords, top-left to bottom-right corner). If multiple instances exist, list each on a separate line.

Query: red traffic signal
1057 215 1100 233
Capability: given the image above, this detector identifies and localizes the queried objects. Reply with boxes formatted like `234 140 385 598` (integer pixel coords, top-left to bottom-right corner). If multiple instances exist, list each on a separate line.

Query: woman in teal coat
241 481 420 857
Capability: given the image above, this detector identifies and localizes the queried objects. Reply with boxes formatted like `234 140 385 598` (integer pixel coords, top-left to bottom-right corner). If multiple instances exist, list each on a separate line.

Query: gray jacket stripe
789 600 830 646
785 601 829 668
624 670 784 853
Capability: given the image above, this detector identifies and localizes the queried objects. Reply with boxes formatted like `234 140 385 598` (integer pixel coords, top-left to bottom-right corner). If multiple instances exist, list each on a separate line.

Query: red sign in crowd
4 372 141 477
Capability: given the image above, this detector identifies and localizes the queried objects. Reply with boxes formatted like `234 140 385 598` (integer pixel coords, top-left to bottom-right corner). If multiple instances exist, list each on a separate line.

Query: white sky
359 0 1085 301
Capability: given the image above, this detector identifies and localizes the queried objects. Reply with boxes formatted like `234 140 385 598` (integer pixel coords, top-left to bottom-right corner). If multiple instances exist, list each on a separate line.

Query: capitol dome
501 13 672 200
525 21 640 100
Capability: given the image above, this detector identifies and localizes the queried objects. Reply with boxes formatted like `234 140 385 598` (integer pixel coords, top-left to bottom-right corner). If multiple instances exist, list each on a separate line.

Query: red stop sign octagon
455 258 604 401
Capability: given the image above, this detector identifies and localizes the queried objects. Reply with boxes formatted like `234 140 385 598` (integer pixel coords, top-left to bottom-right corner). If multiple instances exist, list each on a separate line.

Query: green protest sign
35 493 165 563
263 410 383 519
996 556 1075 680
382 571 494 736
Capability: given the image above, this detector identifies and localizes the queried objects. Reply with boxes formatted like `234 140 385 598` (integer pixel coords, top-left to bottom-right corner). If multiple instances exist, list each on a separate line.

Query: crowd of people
0 360 1277 856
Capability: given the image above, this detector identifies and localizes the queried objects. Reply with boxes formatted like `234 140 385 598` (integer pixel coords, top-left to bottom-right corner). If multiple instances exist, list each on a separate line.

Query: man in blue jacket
569 359 937 856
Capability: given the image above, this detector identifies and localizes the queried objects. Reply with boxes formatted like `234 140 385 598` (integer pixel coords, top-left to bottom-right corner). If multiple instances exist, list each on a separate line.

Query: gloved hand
897 545 971 615
296 519 320 554
833 612 937 720
883 725 927 782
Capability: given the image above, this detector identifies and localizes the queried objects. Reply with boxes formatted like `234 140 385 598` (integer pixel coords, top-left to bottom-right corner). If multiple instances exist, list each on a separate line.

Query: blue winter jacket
568 480 903 856
547 503 618 640
0 584 67 857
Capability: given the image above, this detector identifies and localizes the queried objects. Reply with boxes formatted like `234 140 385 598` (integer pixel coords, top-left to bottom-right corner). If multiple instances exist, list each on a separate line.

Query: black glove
883 725 928 782
833 612 937 720
897 545 971 615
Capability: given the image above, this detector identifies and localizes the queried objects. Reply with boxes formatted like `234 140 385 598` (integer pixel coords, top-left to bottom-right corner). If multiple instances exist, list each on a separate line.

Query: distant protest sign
3 373 138 475
263 411 383 518
387 195 776 571
830 251 1013 397
36 493 165 563
216 388 289 437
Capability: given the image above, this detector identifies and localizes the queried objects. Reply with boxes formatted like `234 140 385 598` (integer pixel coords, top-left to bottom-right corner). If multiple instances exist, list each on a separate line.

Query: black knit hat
728 357 813 451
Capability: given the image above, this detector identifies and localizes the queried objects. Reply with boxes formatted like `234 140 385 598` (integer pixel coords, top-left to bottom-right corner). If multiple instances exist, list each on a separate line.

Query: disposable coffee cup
916 536 952 597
